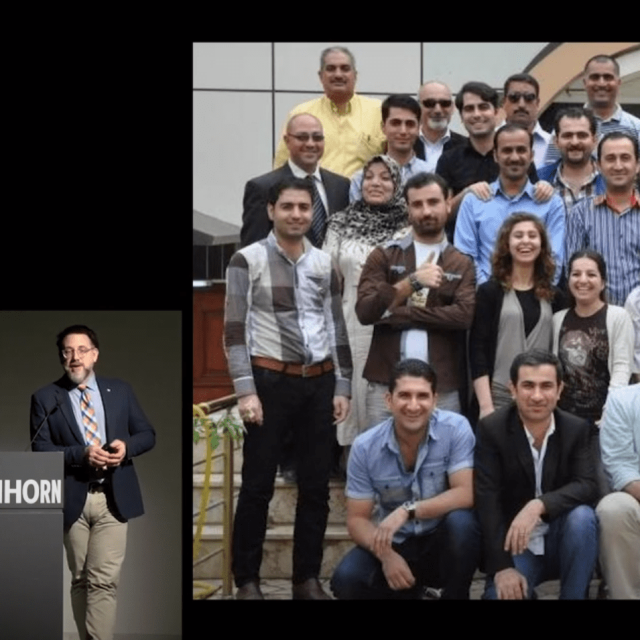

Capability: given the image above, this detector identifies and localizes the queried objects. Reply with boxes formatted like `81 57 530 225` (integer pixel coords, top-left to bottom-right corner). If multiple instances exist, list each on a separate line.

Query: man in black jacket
474 350 598 600
240 113 349 247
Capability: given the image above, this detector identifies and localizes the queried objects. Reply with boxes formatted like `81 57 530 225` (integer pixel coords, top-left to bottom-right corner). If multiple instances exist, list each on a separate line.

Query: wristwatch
402 501 417 520
408 274 423 292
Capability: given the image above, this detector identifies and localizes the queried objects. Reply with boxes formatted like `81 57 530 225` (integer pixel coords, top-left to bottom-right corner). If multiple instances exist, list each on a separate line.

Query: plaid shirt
538 159 606 212
224 232 352 398
566 190 640 306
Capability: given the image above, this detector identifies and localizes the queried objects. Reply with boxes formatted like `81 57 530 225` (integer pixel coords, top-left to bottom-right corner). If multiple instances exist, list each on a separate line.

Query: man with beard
30 325 155 640
537 108 606 212
413 81 466 172
454 123 565 285
356 172 475 424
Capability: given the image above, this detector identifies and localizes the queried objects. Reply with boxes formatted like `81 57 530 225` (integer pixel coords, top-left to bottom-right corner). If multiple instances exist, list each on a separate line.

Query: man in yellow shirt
273 46 386 179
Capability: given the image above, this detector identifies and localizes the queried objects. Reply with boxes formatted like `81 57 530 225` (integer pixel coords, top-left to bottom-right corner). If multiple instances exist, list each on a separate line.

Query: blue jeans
232 367 335 586
331 509 480 599
483 505 598 599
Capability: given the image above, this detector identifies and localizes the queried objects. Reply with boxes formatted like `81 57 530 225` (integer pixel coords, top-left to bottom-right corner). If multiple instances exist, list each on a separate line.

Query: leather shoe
292 578 331 600
236 580 264 600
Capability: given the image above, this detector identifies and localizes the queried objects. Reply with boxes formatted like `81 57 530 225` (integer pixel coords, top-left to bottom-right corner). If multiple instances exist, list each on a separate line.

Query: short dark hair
553 106 598 136
494 123 533 151
320 46 356 71
509 350 563 386
597 130 639 161
455 81 499 112
567 250 608 304
388 359 438 394
267 177 314 206
503 73 540 99
403 171 449 202
381 94 421 124
56 325 100 353
584 54 620 76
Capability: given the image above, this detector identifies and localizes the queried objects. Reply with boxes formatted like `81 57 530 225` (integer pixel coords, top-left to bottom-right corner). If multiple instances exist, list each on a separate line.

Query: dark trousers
232 366 335 586
331 509 481 599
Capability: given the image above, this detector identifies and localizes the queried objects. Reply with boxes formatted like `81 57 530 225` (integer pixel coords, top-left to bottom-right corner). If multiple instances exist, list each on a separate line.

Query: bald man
241 113 350 247
414 81 466 172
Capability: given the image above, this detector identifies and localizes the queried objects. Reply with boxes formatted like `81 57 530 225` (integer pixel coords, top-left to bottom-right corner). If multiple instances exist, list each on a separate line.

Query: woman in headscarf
323 155 409 449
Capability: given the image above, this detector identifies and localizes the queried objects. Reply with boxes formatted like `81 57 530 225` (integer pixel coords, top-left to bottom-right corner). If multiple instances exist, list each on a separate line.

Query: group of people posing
224 46 640 600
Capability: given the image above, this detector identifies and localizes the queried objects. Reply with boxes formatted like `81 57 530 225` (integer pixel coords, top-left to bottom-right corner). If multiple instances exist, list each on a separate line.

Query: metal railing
192 394 242 599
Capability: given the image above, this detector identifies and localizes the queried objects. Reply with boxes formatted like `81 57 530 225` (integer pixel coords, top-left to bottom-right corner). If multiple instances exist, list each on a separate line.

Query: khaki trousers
63 489 128 640
596 492 640 599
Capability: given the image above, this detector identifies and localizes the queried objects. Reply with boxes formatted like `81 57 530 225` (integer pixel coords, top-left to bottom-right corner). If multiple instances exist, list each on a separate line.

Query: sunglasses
421 99 452 109
506 92 537 104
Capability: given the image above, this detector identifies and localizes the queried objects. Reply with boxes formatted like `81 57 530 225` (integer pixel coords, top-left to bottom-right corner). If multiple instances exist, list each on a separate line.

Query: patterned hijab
326 155 408 244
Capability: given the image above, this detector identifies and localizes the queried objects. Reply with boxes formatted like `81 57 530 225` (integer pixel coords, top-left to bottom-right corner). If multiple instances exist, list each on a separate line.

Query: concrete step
193 523 355 580
193 473 348 525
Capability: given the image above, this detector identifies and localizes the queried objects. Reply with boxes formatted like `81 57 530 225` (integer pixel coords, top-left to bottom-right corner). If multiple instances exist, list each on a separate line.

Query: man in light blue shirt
349 94 430 202
454 124 565 285
330 359 480 599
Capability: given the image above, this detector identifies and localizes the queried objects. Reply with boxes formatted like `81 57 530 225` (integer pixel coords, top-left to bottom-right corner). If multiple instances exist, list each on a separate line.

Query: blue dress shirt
454 179 565 285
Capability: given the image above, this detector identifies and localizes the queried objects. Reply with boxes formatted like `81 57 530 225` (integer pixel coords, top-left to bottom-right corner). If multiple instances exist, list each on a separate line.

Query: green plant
193 412 244 451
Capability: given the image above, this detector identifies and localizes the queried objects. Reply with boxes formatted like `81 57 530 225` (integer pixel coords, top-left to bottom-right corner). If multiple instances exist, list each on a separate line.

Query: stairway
192 407 355 582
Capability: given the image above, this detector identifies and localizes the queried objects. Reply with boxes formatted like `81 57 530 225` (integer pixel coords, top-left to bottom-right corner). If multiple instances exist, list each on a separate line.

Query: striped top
565 190 640 306
224 232 352 398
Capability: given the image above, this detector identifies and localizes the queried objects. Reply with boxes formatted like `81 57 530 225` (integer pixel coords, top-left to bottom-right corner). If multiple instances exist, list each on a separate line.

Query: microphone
26 396 62 451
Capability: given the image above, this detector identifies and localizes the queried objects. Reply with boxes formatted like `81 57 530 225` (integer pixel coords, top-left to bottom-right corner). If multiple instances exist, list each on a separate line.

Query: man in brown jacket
356 172 475 426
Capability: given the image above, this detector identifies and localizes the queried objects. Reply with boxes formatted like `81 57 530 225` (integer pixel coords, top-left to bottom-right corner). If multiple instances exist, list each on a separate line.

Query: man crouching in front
331 359 480 599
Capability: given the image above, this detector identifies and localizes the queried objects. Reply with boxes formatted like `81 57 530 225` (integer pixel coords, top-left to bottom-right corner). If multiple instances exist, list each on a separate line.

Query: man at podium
30 324 155 640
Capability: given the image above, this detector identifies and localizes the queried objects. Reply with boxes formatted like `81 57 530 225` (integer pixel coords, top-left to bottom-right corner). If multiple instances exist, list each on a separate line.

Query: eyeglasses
421 99 452 109
288 133 324 142
506 92 537 104
61 347 95 360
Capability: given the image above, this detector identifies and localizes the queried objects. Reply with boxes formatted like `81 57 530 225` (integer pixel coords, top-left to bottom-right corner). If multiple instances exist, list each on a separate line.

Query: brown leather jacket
356 233 476 392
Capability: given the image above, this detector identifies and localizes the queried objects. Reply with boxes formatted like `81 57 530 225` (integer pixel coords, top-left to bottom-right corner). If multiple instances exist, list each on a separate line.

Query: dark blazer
30 375 156 531
240 163 350 247
474 404 597 575
413 129 467 161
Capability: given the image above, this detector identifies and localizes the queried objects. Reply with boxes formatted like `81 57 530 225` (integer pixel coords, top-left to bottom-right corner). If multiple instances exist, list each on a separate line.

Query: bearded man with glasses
30 324 155 640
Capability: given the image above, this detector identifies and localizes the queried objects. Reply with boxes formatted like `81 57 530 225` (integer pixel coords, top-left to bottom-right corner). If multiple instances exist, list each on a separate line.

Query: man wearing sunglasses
501 73 551 169
30 325 155 640
414 81 466 173
241 113 350 248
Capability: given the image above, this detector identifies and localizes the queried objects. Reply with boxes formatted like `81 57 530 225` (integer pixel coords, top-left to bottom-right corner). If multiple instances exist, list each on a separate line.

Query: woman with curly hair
323 154 408 447
470 212 565 418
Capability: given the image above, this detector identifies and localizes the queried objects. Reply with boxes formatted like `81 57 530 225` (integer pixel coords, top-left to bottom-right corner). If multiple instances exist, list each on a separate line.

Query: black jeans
232 366 335 586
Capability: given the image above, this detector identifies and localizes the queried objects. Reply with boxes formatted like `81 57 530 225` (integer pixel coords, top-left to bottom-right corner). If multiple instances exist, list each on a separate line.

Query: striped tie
79 385 100 446
307 175 327 247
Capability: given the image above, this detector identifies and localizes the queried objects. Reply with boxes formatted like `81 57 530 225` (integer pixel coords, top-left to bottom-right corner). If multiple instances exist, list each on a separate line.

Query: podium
0 452 64 640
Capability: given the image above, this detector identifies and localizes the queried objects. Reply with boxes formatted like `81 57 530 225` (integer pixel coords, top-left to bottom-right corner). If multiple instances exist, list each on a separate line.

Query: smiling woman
552 251 635 428
470 213 565 420
323 155 408 450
